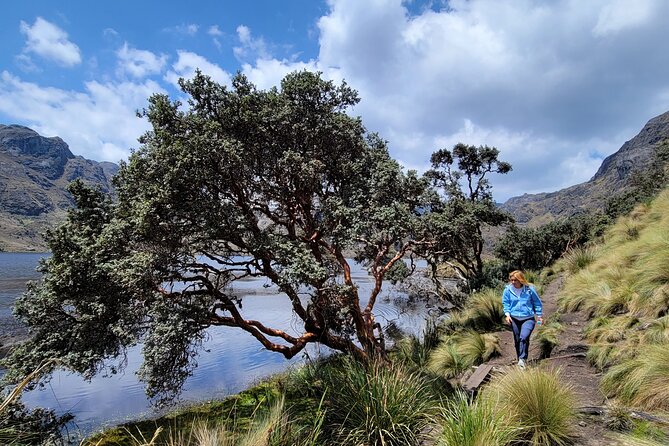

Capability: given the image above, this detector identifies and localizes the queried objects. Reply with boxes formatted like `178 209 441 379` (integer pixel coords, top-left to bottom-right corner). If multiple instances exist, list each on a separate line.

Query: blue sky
2 0 669 202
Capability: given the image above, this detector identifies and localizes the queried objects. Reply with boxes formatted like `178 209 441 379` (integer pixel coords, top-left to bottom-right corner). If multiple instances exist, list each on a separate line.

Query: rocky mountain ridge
501 110 669 225
0 124 118 251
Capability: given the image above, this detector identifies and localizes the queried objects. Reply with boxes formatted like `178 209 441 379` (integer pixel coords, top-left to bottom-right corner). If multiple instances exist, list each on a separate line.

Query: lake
0 252 431 438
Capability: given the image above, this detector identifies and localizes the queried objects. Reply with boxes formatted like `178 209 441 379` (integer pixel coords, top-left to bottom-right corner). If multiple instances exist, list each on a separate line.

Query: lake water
0 252 430 438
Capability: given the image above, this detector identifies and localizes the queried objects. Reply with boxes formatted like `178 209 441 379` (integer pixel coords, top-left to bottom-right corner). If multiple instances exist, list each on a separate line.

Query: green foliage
420 143 512 295
437 391 518 446
2 70 440 402
482 367 576 446
320 358 439 446
495 213 606 272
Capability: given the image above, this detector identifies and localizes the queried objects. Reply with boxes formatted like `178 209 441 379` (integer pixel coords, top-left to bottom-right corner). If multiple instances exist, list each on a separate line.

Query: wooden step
463 363 493 392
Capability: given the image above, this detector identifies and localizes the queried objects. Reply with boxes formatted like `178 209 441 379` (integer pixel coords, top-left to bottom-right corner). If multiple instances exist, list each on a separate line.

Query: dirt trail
486 274 614 445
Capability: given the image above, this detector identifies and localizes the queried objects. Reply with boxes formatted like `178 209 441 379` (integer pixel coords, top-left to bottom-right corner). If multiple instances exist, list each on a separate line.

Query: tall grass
444 288 504 332
437 391 518 446
561 245 599 274
393 319 441 370
534 319 563 359
322 358 439 446
121 396 326 446
482 367 576 446
428 331 500 379
601 344 669 410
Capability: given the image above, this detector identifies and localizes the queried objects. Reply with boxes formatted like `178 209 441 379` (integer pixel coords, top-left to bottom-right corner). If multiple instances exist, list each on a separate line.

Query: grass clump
437 391 518 446
561 245 599 274
428 331 500 379
482 367 576 446
535 318 563 359
443 288 504 332
393 319 441 370
601 344 669 410
321 358 440 446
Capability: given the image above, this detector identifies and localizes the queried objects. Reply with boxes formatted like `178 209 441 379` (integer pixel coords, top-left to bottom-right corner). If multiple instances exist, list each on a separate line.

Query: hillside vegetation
558 186 669 411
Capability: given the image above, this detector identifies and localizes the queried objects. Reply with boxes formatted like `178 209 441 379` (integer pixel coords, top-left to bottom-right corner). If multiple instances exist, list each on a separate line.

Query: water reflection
2 255 428 436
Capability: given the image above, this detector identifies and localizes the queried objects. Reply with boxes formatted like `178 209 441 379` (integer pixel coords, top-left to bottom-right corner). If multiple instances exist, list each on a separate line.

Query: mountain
0 124 118 251
501 111 669 225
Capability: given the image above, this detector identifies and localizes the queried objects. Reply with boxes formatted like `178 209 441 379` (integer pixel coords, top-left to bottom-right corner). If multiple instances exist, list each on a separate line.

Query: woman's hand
505 315 512 325
537 316 544 326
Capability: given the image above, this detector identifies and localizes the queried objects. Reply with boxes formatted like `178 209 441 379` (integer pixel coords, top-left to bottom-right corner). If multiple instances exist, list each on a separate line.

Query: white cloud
116 43 168 78
19 17 82 67
208 25 223 36
0 71 163 162
241 58 319 90
168 24 199 36
593 0 657 37
164 51 232 88
234 25 270 62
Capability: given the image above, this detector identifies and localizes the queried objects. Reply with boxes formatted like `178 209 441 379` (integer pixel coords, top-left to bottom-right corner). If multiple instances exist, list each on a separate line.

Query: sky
2 0 669 202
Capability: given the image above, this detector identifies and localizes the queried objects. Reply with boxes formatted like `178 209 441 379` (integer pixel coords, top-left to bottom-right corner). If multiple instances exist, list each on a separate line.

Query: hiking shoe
518 359 526 369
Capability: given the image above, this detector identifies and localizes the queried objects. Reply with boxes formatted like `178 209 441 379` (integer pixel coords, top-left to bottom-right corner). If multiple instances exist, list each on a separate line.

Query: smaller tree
420 143 512 305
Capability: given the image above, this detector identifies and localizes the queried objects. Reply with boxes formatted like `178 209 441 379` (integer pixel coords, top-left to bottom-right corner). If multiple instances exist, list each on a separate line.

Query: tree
420 143 512 302
1 71 430 404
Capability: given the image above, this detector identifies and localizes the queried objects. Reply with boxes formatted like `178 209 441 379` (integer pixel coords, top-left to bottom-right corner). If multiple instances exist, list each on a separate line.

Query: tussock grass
444 288 504 332
642 315 669 344
584 316 639 344
482 367 576 446
393 319 441 370
323 358 439 446
559 188 669 406
561 245 599 274
601 344 669 410
437 391 518 446
535 320 563 359
428 331 500 379
121 396 326 446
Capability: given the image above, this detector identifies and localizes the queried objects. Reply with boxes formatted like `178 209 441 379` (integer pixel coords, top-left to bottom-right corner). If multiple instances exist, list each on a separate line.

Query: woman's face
510 276 522 286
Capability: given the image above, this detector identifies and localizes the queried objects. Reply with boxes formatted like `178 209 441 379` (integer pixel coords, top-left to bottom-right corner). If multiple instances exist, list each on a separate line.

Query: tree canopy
2 71 511 404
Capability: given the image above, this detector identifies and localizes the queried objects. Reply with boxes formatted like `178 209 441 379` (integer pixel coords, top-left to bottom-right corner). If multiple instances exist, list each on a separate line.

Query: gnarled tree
2 71 430 403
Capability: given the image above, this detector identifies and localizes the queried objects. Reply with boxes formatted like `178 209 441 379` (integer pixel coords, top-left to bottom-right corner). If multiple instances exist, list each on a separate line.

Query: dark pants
510 316 535 360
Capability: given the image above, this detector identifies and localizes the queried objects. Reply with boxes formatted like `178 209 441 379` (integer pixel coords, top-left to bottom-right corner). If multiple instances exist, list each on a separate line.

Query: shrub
482 367 576 446
437 391 518 446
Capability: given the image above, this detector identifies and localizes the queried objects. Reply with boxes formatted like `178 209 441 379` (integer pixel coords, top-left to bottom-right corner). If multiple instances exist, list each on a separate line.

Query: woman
502 270 543 369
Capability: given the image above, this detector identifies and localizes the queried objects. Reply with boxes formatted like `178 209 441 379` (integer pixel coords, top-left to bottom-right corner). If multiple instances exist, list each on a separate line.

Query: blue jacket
502 284 543 319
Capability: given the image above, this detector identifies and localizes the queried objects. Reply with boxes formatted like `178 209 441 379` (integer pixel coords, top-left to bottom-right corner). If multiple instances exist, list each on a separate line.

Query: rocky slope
0 124 118 251
501 110 669 225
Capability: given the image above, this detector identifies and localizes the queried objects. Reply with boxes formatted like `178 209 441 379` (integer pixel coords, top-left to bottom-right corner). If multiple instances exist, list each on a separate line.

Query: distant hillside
501 111 669 225
0 124 118 251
